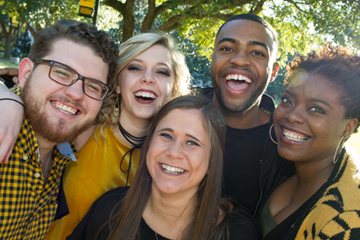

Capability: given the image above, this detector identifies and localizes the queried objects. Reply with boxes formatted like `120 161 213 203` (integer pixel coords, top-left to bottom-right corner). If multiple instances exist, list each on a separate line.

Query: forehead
135 44 173 68
216 19 275 52
157 108 207 136
46 39 109 84
288 73 342 101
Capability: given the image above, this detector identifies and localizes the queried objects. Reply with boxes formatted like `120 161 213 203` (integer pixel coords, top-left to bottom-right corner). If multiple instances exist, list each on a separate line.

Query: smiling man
202 14 294 215
0 20 118 240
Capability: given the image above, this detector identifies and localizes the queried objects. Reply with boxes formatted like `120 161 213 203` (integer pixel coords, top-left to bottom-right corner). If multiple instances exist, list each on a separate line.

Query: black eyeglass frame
32 59 109 100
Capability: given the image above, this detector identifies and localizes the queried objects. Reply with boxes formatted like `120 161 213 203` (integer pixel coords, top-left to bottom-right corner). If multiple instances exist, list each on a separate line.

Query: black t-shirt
199 88 277 215
67 187 262 240
223 122 270 213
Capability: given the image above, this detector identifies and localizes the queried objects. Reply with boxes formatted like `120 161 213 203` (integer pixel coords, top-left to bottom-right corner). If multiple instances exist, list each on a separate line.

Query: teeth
226 74 251 83
52 102 77 115
161 164 185 174
283 130 308 142
134 91 157 99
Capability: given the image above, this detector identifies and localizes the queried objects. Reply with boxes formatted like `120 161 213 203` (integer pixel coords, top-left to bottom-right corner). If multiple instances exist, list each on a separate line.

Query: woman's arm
0 82 24 163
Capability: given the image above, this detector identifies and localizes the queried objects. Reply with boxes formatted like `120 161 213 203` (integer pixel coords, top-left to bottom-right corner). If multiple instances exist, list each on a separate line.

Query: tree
103 0 360 60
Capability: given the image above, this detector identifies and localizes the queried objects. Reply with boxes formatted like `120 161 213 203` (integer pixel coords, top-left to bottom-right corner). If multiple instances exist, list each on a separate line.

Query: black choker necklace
118 122 147 148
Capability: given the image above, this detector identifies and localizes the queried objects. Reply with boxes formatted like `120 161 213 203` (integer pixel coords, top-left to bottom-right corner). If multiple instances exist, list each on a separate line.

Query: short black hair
216 13 278 58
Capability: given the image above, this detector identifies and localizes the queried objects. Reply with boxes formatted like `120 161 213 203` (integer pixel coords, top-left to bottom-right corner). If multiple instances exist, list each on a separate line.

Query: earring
111 94 120 123
269 124 278 145
333 136 345 164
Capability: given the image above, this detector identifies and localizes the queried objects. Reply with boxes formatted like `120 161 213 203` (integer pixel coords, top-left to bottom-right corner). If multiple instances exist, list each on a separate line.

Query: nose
141 69 155 85
230 50 251 67
285 105 305 124
64 79 85 101
166 141 184 160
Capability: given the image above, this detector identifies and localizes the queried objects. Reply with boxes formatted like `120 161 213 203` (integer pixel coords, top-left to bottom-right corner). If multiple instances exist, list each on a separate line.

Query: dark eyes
309 106 325 114
280 95 325 114
252 51 265 57
220 46 234 52
281 96 292 105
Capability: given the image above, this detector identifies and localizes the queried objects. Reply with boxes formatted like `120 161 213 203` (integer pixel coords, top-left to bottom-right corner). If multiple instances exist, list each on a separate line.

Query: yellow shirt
45 126 140 240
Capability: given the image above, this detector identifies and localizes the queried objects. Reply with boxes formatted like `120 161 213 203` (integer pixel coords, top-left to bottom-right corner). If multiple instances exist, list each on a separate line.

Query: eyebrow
283 89 333 110
157 128 205 146
131 59 171 68
217 37 239 46
248 40 268 51
216 38 269 51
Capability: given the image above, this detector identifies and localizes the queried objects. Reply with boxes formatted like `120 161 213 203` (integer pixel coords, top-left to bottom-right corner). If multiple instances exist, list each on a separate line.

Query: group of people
0 13 359 240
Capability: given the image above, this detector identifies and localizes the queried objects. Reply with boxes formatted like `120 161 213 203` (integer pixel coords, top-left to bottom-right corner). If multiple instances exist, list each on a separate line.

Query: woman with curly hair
259 43 360 239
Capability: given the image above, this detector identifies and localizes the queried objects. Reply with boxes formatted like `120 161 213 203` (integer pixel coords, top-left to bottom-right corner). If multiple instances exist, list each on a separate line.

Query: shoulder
197 87 214 100
260 93 275 114
227 207 262 240
66 187 129 240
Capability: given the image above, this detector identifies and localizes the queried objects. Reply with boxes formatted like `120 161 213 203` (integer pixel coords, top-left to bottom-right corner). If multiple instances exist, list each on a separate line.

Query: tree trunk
4 19 13 59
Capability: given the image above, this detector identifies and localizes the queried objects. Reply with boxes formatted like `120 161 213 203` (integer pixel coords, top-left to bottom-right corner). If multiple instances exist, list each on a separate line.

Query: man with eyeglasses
0 19 118 240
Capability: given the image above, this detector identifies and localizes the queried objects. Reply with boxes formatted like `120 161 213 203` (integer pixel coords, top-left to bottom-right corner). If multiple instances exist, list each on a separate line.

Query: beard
21 74 94 143
210 67 270 114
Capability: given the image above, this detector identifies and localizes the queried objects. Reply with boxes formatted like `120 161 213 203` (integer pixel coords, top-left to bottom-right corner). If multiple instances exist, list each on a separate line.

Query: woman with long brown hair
67 94 261 240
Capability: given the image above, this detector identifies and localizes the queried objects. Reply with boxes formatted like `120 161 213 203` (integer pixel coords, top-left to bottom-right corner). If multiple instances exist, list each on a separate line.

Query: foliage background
1 0 359 95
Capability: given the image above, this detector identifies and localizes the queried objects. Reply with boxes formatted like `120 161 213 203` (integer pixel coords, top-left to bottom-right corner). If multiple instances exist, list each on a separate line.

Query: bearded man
0 19 118 240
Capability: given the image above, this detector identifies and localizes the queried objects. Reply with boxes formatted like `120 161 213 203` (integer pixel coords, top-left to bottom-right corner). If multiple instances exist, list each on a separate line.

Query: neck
213 96 270 129
148 190 196 221
294 156 335 191
35 134 56 164
114 114 149 147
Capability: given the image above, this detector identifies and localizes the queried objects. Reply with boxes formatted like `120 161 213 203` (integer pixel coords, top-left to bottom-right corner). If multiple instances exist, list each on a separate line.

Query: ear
210 53 213 61
342 118 358 140
115 84 121 94
270 62 279 83
18 58 34 89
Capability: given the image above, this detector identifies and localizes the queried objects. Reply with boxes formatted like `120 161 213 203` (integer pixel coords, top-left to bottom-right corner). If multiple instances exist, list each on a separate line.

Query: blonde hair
97 32 191 131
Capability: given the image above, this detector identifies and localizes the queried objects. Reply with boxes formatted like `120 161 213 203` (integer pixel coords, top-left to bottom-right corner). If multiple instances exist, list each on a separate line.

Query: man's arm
0 82 24 163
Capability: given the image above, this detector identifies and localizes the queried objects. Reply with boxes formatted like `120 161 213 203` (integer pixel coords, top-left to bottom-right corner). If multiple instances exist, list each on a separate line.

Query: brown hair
286 43 360 132
29 19 119 125
101 95 234 240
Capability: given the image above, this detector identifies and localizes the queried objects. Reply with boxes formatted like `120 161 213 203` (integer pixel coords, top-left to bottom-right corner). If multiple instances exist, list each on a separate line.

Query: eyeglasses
32 59 109 100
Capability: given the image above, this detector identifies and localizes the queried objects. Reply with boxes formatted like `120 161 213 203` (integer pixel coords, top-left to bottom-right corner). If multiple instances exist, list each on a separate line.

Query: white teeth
52 102 77 115
161 164 185 174
226 74 251 83
283 130 308 142
134 91 157 99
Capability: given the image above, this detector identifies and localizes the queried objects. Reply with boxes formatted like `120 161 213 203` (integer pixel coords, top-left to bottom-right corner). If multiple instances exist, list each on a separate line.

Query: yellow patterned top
0 85 76 240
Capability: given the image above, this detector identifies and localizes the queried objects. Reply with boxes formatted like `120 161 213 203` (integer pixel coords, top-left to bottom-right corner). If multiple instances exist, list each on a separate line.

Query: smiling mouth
283 129 309 142
134 91 157 101
161 163 185 174
225 74 251 91
51 101 78 115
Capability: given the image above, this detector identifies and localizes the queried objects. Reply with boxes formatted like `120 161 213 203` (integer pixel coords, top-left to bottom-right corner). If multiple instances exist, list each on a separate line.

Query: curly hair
285 43 360 132
29 19 119 125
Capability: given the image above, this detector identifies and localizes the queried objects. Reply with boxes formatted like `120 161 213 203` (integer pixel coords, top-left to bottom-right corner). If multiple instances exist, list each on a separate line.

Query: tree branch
103 0 126 15
141 0 156 32
284 0 312 15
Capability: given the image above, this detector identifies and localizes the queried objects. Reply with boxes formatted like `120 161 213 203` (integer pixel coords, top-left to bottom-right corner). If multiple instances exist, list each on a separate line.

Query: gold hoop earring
333 136 345 164
111 94 120 123
269 124 277 145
